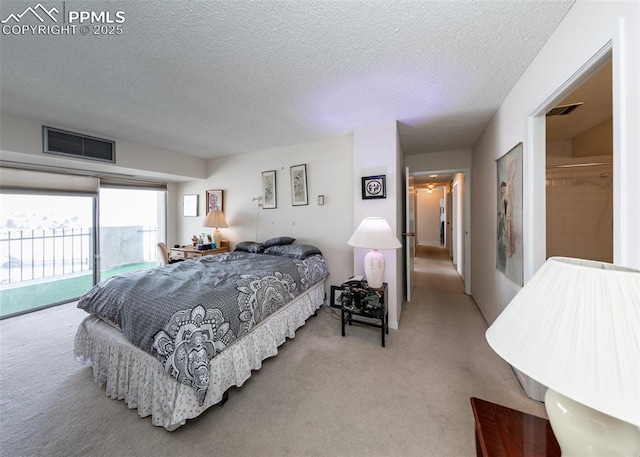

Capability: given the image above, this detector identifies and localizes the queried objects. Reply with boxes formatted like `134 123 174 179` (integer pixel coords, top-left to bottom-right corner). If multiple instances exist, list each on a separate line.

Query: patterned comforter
77 251 329 404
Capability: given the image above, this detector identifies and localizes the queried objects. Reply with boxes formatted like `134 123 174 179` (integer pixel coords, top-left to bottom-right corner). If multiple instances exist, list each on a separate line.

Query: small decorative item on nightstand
340 279 388 347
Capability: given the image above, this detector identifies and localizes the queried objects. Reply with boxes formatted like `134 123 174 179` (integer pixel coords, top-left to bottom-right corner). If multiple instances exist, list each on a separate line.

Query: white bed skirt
74 281 325 431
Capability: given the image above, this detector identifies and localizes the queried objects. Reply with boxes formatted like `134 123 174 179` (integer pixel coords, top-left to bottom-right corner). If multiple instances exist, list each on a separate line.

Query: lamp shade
347 217 402 250
203 210 228 229
348 217 401 289
486 257 640 427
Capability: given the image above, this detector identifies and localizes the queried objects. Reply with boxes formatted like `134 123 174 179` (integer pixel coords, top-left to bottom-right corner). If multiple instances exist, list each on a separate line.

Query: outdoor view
0 189 165 318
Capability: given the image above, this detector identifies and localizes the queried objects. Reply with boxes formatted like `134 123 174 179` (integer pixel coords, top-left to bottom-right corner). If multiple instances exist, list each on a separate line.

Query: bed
74 240 329 430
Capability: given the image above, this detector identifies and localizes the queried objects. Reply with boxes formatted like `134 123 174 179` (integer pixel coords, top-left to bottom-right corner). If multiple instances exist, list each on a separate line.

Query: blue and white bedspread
77 251 329 405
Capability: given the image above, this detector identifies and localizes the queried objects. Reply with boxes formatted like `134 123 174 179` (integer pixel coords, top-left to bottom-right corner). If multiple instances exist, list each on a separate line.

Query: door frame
407 168 471 296
525 43 613 281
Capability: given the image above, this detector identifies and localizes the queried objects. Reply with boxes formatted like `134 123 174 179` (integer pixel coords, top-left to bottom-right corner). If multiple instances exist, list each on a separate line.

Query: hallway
393 243 547 449
412 244 464 294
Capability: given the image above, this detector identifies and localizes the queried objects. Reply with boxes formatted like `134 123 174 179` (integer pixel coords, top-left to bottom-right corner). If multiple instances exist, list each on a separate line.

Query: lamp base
364 249 384 289
213 229 222 248
545 388 640 456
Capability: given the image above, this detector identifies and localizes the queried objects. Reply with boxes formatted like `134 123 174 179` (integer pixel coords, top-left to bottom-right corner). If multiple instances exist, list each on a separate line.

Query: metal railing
0 226 158 285
1 228 92 285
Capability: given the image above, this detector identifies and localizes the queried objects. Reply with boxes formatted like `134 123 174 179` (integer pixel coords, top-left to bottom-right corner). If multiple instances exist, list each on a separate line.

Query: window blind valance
99 177 167 191
0 167 99 195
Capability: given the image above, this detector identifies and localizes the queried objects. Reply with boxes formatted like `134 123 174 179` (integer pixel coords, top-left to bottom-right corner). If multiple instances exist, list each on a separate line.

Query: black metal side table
340 281 388 347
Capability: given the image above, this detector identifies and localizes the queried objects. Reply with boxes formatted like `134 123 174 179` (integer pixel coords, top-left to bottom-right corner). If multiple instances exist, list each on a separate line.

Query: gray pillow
264 244 321 259
234 241 265 253
263 236 296 248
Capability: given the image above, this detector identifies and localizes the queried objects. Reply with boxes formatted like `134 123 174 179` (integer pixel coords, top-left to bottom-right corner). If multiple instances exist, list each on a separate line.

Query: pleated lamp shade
486 257 640 454
203 210 228 246
347 217 402 250
348 217 401 288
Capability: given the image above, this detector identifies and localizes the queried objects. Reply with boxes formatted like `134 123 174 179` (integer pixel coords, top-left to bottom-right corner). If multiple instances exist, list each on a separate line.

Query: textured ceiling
0 1 574 159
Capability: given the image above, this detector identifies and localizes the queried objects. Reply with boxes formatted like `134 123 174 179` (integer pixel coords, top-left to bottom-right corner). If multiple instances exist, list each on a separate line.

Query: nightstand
340 281 388 347
169 245 228 262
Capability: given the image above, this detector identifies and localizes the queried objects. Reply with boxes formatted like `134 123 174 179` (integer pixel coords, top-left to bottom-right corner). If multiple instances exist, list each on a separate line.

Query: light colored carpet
0 246 545 456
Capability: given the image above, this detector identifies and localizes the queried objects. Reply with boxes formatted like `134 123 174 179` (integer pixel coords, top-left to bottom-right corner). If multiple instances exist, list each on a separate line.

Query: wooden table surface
470 397 561 457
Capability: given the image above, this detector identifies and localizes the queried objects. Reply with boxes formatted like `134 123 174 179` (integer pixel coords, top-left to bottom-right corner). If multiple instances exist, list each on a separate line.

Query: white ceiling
0 1 574 159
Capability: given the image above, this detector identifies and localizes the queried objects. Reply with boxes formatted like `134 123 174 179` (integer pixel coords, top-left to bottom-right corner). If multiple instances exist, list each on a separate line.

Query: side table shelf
340 281 388 347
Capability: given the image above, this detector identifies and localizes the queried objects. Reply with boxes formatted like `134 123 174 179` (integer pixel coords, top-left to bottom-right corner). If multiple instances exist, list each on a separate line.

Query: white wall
416 188 443 246
175 136 354 294
471 0 640 328
405 149 471 171
0 114 206 246
0 114 206 182
352 121 403 328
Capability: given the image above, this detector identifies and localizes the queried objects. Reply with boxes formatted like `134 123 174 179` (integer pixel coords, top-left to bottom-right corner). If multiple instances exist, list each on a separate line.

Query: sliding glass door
0 193 95 317
0 180 166 318
99 187 166 280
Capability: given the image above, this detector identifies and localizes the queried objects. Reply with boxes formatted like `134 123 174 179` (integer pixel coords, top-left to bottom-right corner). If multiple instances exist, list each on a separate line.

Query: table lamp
203 209 228 247
347 217 402 289
486 257 640 456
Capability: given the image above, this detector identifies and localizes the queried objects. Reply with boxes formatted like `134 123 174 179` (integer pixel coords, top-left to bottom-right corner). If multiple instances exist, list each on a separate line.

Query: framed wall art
205 190 223 213
183 194 198 217
262 170 277 209
496 142 523 286
330 285 343 309
290 164 308 206
362 175 386 199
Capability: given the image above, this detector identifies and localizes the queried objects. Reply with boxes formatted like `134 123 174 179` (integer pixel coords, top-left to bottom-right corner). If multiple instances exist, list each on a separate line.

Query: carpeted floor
0 245 545 456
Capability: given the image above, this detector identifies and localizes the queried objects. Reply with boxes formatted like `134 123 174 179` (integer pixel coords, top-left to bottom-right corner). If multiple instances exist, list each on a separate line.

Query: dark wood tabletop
470 397 561 457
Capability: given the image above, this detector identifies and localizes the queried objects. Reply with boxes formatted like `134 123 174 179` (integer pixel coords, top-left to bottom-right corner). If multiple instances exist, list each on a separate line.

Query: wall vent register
43 126 115 163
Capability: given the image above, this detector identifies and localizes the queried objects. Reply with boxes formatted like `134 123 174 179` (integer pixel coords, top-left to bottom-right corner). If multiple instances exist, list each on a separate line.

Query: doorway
545 59 613 262
409 169 470 295
522 47 613 402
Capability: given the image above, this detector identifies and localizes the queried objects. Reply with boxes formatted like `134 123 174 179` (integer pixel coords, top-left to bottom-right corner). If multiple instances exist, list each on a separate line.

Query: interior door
404 167 416 302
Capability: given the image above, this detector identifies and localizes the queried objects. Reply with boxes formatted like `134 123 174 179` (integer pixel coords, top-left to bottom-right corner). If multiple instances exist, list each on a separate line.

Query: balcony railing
1 226 158 285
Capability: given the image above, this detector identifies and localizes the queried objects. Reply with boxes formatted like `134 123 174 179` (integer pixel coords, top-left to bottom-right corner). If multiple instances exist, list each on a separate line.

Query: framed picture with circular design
361 175 386 199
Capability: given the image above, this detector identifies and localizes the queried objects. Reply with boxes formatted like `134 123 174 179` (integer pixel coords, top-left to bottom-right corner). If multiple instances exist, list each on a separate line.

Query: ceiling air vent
43 126 115 163
546 102 584 117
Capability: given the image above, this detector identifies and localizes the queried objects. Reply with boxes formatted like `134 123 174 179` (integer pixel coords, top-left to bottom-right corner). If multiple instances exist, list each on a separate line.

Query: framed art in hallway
262 170 277 209
290 164 308 206
496 142 523 286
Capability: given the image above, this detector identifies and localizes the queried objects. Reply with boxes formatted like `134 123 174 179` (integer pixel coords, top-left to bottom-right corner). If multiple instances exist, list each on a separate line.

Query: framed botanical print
205 190 223 213
362 175 386 199
290 164 308 206
262 170 277 209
